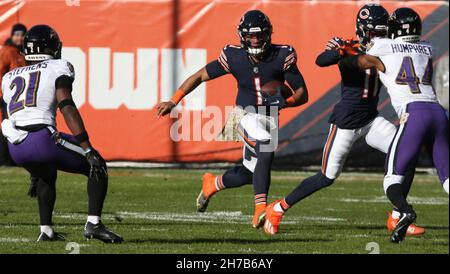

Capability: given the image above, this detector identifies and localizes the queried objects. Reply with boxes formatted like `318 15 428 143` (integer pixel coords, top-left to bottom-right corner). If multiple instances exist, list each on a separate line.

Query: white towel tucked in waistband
1 119 29 144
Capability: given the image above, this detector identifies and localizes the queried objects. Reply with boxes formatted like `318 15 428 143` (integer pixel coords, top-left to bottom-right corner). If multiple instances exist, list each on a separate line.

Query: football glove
85 148 108 182
261 88 287 109
325 37 345 51
340 39 360 56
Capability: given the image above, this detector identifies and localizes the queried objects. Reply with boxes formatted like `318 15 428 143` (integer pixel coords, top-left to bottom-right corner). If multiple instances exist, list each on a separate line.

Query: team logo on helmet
359 8 370 20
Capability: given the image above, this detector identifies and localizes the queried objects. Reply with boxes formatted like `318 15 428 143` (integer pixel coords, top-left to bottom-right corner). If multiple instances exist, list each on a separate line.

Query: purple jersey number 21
8 71 41 115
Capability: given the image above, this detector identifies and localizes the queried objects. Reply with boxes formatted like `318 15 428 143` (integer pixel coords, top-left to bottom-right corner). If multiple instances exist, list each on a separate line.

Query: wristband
286 96 296 107
170 89 186 105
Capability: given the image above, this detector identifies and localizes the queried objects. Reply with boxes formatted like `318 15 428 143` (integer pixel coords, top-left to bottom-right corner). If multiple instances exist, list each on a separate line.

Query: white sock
391 210 401 219
444 179 449 194
274 202 284 213
87 215 100 225
40 225 54 237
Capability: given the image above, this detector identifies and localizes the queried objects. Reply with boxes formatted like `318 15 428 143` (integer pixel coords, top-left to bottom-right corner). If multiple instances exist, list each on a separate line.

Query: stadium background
0 0 448 168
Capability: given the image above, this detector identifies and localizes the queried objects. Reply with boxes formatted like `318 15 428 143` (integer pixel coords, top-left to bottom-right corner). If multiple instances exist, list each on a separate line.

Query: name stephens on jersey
1 59 75 127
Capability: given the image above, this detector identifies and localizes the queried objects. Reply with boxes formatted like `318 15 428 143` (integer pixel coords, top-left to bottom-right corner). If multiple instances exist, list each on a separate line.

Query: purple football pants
386 102 449 184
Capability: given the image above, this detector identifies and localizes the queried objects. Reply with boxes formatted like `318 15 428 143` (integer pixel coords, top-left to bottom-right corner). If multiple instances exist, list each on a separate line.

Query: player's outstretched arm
340 54 385 73
156 67 211 117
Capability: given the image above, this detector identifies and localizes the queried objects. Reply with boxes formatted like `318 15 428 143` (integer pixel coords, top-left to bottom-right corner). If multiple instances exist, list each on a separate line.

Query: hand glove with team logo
261 87 287 109
85 148 108 182
326 37 359 56
325 37 345 51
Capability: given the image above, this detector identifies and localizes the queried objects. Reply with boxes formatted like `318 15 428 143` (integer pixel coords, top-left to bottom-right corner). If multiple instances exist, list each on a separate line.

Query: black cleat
84 221 123 243
37 232 65 242
390 210 417 244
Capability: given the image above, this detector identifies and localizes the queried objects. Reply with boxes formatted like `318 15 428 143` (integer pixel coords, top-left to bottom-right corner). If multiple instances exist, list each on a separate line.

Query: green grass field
0 167 448 254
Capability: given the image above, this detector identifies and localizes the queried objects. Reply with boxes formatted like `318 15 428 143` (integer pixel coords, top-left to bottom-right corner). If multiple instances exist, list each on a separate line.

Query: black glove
325 37 345 51
85 148 108 182
261 87 287 109
27 176 38 198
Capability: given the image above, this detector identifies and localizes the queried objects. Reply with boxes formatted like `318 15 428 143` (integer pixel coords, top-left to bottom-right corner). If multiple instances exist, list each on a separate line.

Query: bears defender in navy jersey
157 10 308 230
206 44 304 109
264 4 424 236
317 42 381 129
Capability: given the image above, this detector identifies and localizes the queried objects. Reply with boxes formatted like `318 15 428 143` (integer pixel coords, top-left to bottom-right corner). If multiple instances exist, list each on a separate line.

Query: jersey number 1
8 71 41 115
254 77 263 105
362 68 379 99
395 56 433 94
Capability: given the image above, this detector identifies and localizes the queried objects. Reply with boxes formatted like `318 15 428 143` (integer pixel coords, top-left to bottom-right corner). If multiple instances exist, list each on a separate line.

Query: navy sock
252 141 274 198
222 165 253 188
285 172 334 207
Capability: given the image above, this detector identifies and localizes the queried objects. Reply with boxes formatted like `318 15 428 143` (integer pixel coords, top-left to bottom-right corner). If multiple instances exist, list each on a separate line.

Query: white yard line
340 196 449 205
53 211 347 225
0 237 31 243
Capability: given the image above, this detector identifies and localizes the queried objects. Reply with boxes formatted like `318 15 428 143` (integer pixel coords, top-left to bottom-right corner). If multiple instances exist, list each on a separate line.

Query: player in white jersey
347 8 449 243
1 25 122 243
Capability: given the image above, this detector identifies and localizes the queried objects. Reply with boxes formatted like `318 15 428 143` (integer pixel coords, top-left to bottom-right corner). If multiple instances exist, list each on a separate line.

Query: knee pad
242 146 257 173
383 174 404 194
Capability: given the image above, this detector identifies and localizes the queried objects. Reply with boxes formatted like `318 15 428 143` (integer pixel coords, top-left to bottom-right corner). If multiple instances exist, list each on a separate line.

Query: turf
0 167 448 254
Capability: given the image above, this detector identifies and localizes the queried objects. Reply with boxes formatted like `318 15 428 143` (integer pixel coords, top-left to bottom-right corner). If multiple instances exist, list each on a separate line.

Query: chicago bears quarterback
263 4 424 236
1 25 122 243
157 10 308 229
350 8 449 243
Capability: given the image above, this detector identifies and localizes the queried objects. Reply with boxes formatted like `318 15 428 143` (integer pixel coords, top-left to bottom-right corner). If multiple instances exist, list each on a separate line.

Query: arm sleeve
284 63 306 91
316 49 341 67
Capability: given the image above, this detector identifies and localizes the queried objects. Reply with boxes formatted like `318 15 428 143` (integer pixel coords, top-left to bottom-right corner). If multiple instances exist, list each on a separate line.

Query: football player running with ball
349 8 449 243
264 4 424 236
157 10 308 229
1 25 122 243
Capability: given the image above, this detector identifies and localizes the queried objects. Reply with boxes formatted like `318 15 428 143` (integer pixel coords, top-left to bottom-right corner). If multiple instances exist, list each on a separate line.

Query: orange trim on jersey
322 125 337 174
237 127 256 148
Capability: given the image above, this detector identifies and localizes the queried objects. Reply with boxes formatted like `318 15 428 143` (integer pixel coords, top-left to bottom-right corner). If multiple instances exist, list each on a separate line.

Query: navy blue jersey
316 46 381 129
206 44 305 110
